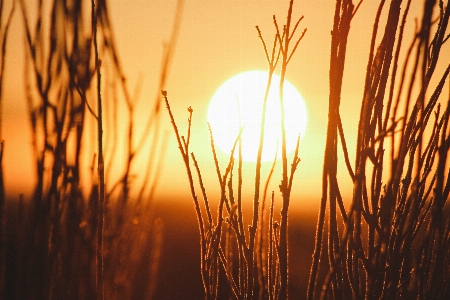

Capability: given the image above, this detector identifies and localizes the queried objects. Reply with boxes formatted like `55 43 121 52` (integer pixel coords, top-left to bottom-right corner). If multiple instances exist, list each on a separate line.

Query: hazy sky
2 0 448 211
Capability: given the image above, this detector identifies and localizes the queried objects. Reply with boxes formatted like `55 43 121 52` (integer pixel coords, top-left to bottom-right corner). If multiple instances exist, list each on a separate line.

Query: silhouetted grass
308 0 450 299
164 1 306 299
1 0 448 299
165 0 449 300
0 0 182 299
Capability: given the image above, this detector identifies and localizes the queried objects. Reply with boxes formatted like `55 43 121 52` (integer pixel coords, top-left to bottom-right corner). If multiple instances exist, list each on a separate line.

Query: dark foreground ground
152 198 318 300
2 195 319 299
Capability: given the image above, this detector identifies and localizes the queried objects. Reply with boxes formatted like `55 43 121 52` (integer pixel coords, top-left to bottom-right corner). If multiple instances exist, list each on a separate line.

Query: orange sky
2 0 448 211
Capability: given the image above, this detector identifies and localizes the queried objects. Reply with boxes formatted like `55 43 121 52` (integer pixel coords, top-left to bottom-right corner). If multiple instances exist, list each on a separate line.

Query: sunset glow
2 0 449 298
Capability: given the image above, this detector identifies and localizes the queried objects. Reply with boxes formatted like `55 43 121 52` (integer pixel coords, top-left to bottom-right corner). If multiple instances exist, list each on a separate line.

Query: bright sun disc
207 70 307 162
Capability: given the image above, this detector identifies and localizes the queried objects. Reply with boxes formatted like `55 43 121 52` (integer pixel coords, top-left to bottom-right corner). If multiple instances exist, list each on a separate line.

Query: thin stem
92 1 105 299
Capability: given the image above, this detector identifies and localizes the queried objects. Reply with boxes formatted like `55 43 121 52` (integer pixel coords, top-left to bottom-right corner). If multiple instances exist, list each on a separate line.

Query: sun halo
207 70 307 162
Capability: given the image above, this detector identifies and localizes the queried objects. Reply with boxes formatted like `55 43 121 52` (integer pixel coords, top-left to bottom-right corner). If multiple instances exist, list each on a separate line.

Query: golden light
207 70 307 162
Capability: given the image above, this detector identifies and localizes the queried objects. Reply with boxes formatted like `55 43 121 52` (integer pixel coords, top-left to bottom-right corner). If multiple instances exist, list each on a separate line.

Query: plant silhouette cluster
165 0 450 299
164 1 306 299
0 0 183 299
0 0 449 299
308 0 450 299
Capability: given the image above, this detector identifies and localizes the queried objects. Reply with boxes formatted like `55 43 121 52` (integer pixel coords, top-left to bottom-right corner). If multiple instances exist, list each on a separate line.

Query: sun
207 70 307 162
